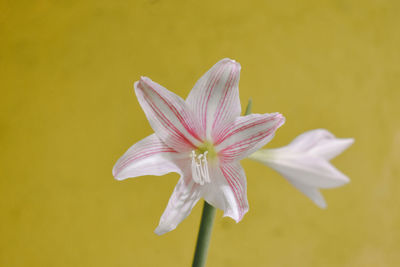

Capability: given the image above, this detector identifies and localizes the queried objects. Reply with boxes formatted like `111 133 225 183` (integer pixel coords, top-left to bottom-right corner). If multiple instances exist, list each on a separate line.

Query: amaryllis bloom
113 58 285 235
248 129 354 208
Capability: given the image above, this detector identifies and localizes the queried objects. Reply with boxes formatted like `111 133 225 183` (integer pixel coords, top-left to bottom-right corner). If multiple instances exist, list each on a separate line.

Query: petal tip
154 227 164 236
345 138 355 146
154 224 175 236
219 58 241 69
112 169 127 181
342 176 351 184
330 174 350 188
113 173 125 181
277 113 286 123
134 78 146 92
222 214 241 223
272 113 286 128
112 165 121 180
139 76 147 85
135 76 151 88
222 208 247 223
112 160 131 181
313 129 335 138
133 80 139 89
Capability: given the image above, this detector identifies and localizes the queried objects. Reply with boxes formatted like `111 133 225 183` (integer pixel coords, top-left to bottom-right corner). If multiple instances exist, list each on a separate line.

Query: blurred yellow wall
1 0 399 266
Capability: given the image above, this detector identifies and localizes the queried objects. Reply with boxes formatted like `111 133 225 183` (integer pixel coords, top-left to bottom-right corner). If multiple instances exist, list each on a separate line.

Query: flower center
191 150 210 185
190 141 217 185
196 141 217 159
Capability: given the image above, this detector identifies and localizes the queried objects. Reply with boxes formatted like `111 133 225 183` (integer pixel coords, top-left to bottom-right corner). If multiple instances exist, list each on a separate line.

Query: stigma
191 150 211 185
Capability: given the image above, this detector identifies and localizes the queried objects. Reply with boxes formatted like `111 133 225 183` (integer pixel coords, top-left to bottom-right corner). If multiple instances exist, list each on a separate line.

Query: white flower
248 129 354 208
113 59 285 235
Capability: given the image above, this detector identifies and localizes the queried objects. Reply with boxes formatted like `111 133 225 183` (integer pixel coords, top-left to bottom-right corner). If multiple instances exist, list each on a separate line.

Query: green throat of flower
196 141 217 160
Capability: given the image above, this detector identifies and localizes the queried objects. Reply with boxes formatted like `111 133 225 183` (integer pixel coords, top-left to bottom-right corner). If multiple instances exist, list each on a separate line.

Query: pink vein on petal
211 64 236 132
200 63 226 131
140 85 198 150
214 116 275 146
220 164 246 221
143 81 202 141
219 129 274 161
116 147 176 173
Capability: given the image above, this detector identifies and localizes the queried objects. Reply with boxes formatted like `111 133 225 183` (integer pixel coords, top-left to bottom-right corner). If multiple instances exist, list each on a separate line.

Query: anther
190 150 211 185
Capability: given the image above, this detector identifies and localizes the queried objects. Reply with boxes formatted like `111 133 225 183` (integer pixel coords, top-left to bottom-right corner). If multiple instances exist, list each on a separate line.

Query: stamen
191 151 200 184
190 150 211 185
203 151 210 183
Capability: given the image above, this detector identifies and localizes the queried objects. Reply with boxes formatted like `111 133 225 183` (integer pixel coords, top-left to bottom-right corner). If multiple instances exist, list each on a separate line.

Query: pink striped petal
216 113 285 162
186 58 242 140
155 178 202 235
202 162 248 222
135 77 203 152
113 134 184 180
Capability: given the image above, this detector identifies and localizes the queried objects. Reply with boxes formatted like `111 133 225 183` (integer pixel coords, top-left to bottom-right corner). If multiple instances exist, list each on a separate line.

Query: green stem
191 99 253 267
244 98 252 116
192 202 216 267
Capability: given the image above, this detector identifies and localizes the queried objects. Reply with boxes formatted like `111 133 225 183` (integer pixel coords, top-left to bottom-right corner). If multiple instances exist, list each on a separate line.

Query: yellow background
1 0 399 266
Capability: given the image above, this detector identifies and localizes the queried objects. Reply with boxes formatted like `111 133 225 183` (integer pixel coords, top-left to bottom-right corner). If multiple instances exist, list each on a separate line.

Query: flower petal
249 150 350 188
288 180 327 208
285 129 354 161
202 162 248 222
113 134 183 180
155 178 202 235
186 58 242 140
215 113 285 162
135 77 203 152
